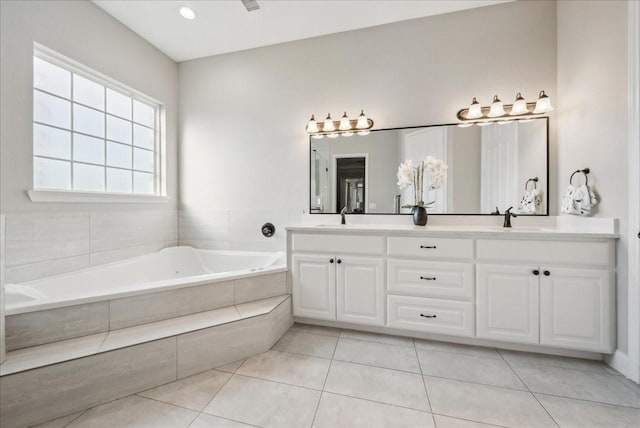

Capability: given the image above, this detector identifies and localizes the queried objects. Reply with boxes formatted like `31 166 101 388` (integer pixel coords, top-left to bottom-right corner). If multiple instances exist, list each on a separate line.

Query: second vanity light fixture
456 91 553 127
306 110 374 139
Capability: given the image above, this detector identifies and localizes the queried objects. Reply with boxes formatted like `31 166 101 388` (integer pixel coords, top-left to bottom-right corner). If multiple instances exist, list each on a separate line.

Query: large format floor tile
425 377 556 427
432 414 501 427
273 330 338 358
215 359 245 374
416 349 526 390
512 364 640 408
535 393 640 428
138 369 231 411
290 323 341 337
499 349 610 373
236 350 330 389
190 413 255 428
339 329 414 348
324 360 429 411
32 411 86 428
66 395 198 428
414 339 500 359
312 392 434 428
204 375 320 428
333 337 421 373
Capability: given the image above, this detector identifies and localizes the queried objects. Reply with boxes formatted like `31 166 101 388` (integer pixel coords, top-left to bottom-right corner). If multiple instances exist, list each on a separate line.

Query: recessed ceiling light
179 6 196 20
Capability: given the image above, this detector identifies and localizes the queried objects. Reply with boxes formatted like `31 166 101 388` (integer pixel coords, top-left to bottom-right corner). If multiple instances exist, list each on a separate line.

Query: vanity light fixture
487 95 505 117
456 90 553 126
179 6 197 20
305 110 374 138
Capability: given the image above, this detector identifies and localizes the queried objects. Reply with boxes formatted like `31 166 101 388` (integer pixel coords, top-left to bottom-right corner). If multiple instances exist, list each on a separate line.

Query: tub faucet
340 206 347 225
503 207 517 228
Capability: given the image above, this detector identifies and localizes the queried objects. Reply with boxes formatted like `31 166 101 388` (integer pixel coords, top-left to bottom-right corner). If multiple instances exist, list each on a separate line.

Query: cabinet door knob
420 313 437 318
420 276 437 281
329 259 334 263
420 245 437 249
543 270 550 276
337 259 342 264
533 269 540 276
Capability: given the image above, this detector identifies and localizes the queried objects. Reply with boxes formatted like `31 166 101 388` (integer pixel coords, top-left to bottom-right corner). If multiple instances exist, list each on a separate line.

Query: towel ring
525 177 538 191
570 168 590 186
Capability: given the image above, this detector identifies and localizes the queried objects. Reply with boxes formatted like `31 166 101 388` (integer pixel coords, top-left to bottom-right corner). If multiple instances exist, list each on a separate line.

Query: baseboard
604 349 628 377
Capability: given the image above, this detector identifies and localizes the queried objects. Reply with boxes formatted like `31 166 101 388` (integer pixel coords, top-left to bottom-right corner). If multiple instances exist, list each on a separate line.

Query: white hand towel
561 184 598 216
517 189 542 214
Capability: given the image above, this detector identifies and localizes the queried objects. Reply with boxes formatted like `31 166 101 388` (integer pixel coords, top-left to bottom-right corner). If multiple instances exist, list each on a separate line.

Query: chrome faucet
503 207 517 228
340 206 347 225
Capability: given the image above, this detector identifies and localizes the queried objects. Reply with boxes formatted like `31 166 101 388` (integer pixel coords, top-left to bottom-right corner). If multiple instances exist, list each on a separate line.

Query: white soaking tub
5 246 286 315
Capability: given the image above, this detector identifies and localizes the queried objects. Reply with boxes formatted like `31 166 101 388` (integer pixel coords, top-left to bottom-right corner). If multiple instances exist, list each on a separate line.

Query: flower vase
412 206 428 226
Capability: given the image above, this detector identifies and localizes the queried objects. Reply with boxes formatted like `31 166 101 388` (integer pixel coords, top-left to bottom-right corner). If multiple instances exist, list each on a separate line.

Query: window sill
27 190 170 204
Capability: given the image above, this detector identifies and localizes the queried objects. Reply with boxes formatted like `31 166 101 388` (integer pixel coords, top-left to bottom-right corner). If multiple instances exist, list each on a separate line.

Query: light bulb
533 90 553 114
357 130 370 136
477 121 493 127
466 97 483 119
311 134 324 139
342 131 354 137
510 93 528 115
498 120 514 125
323 114 335 132
179 6 196 20
487 95 505 117
356 110 369 129
339 112 351 131
327 132 339 139
457 122 474 128
306 115 318 133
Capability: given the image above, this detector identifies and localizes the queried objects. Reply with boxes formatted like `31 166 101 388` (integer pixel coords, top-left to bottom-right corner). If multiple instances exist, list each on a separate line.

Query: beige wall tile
6 302 108 350
234 272 286 304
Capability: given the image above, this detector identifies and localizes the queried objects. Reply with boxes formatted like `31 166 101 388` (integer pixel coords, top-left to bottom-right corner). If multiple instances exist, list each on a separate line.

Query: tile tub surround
5 271 286 350
3 210 177 284
0 296 292 428
28 323 640 428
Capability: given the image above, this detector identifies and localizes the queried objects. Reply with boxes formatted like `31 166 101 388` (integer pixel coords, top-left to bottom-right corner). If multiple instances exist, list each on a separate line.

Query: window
32 47 163 197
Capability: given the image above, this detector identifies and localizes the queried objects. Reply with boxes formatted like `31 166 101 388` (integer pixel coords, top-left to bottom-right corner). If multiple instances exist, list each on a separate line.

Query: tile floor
35 324 640 428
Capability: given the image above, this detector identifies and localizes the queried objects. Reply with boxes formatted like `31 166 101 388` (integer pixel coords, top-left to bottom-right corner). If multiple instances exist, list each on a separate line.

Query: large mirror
310 117 548 215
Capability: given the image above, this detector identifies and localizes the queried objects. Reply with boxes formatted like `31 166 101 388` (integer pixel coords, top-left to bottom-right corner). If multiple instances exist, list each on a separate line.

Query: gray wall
178 0 557 251
448 126 481 213
0 0 179 282
557 0 629 352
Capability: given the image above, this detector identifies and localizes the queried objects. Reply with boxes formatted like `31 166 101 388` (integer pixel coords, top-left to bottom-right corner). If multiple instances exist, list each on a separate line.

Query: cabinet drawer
387 259 474 301
387 237 473 260
292 233 384 255
387 295 474 337
476 239 610 266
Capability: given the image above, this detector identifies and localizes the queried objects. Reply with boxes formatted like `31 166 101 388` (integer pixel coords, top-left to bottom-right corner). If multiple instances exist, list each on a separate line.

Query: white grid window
32 50 162 196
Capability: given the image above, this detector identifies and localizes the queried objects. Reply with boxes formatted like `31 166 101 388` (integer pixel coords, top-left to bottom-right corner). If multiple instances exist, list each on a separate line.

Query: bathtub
5 246 286 316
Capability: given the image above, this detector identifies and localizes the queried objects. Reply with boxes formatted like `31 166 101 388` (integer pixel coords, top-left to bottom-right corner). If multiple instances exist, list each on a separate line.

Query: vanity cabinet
288 227 617 355
476 264 540 344
476 239 614 353
290 234 385 326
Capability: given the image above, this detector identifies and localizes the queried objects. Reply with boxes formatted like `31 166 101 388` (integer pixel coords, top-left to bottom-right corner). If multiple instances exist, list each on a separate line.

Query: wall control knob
533 269 540 276
329 259 334 263
543 270 550 276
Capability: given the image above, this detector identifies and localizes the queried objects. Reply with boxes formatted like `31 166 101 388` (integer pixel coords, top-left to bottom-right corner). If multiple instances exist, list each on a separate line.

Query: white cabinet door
540 267 614 353
336 256 385 326
477 264 539 344
292 254 336 320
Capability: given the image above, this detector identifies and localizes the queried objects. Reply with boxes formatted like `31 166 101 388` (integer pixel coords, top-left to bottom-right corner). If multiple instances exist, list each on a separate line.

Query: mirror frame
308 117 550 216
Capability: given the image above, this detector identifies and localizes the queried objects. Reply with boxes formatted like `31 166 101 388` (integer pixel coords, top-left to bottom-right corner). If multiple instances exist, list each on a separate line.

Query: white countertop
286 223 619 239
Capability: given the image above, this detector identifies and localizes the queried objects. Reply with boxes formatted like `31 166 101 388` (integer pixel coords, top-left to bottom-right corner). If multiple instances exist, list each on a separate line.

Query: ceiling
93 0 511 62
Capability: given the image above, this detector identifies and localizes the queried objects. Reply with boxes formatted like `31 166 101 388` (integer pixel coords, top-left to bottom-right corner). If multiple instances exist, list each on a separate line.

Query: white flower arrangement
397 156 448 207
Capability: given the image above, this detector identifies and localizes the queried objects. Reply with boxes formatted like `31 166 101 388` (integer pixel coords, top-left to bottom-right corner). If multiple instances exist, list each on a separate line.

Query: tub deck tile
0 333 107 376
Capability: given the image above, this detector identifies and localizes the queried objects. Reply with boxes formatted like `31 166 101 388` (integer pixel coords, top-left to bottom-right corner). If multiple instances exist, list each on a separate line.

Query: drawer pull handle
329 259 334 264
420 313 437 318
533 270 540 276
420 245 437 249
543 270 551 276
420 276 437 281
